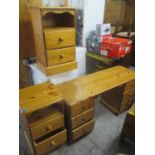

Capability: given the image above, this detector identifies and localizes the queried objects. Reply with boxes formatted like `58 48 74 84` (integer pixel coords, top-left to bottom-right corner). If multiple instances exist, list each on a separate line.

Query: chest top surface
20 82 63 114
56 66 135 105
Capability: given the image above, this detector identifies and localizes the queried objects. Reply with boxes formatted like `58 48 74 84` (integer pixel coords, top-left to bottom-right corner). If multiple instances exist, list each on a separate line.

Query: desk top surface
56 65 135 105
19 66 135 113
20 82 63 114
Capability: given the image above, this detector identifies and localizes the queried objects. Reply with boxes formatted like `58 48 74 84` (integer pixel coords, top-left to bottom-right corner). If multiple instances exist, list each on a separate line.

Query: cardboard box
100 37 132 58
96 23 111 36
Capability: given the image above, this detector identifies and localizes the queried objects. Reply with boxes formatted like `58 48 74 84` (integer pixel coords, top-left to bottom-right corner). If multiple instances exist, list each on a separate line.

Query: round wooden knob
59 54 64 59
58 38 64 42
82 105 86 110
50 141 56 147
46 125 52 131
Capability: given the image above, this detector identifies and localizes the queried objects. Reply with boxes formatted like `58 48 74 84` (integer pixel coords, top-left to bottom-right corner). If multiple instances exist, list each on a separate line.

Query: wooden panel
104 0 126 25
44 28 75 49
35 129 67 155
101 86 124 110
70 98 94 117
71 108 94 129
71 120 95 142
41 8 76 16
26 0 42 7
122 89 134 104
124 80 135 92
19 0 36 88
37 60 77 76
56 66 135 106
29 106 62 127
47 47 75 66
31 115 64 140
30 8 47 65
19 82 64 114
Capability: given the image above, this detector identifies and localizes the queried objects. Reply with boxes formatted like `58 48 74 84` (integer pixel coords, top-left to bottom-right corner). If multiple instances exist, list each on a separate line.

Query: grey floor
20 97 135 155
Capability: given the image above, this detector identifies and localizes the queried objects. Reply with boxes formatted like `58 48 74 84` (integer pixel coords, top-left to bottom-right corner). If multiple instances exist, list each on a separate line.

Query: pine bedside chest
20 82 66 155
30 7 77 75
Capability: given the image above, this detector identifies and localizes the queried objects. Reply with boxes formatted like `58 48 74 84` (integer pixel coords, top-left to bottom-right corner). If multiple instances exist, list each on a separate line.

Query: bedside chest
30 7 77 75
20 82 67 155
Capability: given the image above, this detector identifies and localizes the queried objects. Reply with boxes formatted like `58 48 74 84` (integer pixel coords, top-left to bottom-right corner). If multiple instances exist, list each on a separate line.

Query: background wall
82 0 105 46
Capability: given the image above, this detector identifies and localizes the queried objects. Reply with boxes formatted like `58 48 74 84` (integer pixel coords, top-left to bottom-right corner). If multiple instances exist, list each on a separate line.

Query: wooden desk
20 66 135 152
56 65 135 143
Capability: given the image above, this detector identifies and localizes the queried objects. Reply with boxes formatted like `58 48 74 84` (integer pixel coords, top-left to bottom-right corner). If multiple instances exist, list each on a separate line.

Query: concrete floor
20 97 135 155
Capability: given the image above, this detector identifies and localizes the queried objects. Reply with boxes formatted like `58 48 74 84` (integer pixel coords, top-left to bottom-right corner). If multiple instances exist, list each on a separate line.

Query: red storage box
100 37 132 58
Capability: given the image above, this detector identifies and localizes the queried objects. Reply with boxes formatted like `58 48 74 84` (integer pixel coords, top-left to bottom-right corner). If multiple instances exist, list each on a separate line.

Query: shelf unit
30 7 77 75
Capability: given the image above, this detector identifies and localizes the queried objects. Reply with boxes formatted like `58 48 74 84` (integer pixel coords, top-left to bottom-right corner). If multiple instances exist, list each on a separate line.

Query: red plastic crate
100 37 132 58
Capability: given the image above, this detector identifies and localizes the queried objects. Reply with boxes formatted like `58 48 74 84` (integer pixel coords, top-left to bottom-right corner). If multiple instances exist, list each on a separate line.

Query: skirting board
37 60 77 76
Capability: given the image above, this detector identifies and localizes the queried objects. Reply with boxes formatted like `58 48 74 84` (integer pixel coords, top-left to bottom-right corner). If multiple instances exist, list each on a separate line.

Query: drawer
124 80 135 92
71 120 95 142
47 47 75 66
70 98 95 117
122 90 134 105
35 129 67 155
44 28 75 49
37 60 77 76
31 115 64 140
71 108 95 129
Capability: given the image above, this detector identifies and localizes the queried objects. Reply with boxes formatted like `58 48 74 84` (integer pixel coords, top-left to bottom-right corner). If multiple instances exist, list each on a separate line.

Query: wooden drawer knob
50 141 56 147
82 118 86 122
58 38 64 42
82 105 87 110
46 125 52 131
59 54 65 59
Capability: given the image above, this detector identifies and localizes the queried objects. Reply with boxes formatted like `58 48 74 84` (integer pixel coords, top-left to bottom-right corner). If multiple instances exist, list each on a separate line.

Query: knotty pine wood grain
56 66 135 105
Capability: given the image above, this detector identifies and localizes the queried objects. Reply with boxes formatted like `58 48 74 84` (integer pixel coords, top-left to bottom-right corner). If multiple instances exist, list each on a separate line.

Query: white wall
68 0 84 9
83 0 105 46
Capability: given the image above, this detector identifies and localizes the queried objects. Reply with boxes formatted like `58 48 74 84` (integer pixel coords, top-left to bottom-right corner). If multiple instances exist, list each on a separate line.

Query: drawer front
71 120 95 142
35 129 67 155
124 80 135 92
122 90 135 105
71 108 94 129
47 47 75 66
31 115 64 140
70 98 95 117
38 60 77 76
44 28 75 49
